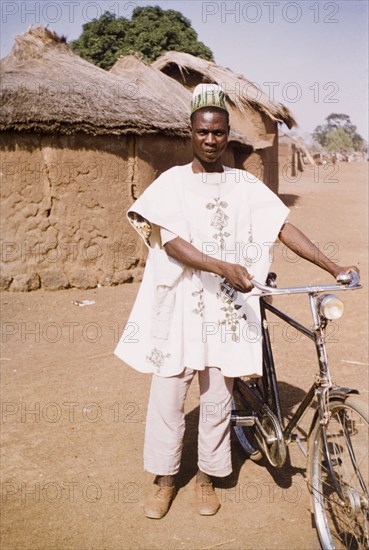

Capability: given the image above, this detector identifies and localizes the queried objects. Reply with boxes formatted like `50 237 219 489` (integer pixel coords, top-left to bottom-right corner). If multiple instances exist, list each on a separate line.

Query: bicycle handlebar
251 271 361 296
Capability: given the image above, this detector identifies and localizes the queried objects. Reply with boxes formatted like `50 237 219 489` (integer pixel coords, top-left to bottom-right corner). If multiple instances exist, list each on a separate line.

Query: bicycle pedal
231 413 255 426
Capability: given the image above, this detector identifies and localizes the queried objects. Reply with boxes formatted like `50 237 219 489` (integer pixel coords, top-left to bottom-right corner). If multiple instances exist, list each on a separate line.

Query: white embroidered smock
114 163 289 378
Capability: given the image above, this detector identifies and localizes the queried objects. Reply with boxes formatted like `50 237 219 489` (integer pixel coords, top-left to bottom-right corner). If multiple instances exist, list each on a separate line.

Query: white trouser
144 367 234 477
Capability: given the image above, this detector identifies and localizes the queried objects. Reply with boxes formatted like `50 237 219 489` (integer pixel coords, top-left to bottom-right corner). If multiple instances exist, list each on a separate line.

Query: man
114 84 359 519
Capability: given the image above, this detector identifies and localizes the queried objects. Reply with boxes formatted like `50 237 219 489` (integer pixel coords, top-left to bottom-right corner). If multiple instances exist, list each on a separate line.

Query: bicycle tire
308 395 369 550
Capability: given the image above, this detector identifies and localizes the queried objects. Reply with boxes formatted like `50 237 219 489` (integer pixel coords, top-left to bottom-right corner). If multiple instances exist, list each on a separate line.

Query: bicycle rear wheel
308 395 369 549
232 378 287 467
232 379 263 461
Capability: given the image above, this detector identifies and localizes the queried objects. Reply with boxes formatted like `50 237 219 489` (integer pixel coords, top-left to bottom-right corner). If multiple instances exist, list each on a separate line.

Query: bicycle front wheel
308 395 369 549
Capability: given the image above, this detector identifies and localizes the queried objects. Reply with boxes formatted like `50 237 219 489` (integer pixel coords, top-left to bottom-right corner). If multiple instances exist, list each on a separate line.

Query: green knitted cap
190 83 228 114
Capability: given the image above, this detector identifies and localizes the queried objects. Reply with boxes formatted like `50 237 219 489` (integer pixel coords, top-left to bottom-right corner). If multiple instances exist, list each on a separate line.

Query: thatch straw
110 54 192 112
153 51 297 129
110 54 248 146
0 27 190 137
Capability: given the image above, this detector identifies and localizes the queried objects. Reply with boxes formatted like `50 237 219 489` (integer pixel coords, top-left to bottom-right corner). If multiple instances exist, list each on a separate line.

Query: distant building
278 133 315 180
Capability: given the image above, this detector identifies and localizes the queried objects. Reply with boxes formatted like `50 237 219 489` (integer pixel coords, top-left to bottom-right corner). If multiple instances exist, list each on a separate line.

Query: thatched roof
110 54 192 112
110 54 249 147
0 27 190 137
153 51 297 129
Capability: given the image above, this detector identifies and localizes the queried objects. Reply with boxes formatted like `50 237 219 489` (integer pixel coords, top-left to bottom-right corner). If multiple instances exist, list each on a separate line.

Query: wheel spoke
341 410 369 496
309 397 369 549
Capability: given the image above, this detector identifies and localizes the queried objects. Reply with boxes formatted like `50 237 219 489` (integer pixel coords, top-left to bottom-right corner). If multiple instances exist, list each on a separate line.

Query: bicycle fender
308 386 359 438
328 385 359 400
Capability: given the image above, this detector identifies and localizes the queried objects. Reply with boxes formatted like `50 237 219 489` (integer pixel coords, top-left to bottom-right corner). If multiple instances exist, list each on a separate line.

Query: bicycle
231 271 368 549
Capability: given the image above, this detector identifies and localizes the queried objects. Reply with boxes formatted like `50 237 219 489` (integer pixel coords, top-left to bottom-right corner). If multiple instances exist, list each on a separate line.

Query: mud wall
0 132 194 291
233 115 279 195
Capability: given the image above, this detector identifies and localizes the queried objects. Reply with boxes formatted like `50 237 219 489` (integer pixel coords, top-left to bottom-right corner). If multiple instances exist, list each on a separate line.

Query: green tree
324 128 354 152
70 7 214 69
70 12 129 69
312 113 366 152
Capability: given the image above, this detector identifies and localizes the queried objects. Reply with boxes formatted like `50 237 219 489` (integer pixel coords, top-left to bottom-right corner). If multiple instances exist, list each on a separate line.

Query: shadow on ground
176 380 310 492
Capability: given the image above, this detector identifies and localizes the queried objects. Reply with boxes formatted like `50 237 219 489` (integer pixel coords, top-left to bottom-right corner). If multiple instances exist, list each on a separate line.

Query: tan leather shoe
195 482 221 515
144 485 176 519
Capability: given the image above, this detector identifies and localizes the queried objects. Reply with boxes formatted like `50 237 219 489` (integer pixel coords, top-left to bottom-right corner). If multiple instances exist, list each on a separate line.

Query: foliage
323 128 355 152
312 113 366 152
69 12 129 69
70 7 214 69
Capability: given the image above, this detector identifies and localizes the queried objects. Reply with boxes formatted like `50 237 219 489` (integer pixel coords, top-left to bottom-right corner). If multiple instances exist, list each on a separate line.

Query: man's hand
331 265 360 281
221 263 254 293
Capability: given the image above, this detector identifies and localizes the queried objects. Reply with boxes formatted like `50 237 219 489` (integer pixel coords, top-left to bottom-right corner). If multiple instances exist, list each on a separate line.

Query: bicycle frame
260 297 359 445
233 272 361 456
233 298 319 453
260 297 316 441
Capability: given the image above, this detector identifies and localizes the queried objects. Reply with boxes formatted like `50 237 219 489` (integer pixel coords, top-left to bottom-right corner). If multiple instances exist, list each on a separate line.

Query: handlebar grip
336 272 359 286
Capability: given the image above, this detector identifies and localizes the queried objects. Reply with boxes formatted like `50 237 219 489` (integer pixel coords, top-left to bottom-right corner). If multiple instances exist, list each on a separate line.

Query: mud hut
153 51 297 193
0 28 197 291
279 133 315 181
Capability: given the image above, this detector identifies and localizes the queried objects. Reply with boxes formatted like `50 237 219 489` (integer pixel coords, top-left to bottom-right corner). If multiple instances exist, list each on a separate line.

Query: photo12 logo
202 2 340 24
1 2 138 24
1 480 140 504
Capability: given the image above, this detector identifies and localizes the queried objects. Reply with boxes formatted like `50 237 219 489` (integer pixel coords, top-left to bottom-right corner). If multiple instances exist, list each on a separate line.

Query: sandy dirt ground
1 161 368 550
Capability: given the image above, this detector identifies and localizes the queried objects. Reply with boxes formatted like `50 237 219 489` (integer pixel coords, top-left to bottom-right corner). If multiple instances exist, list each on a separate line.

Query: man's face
191 110 230 165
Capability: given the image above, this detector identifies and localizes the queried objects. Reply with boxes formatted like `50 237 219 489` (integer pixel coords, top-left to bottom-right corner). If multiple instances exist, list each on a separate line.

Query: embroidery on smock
128 212 152 245
146 348 171 374
217 279 247 342
243 221 254 269
192 288 205 317
218 279 238 302
206 197 230 250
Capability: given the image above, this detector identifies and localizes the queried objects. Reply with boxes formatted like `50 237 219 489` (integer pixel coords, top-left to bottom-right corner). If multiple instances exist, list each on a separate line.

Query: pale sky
1 0 368 140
